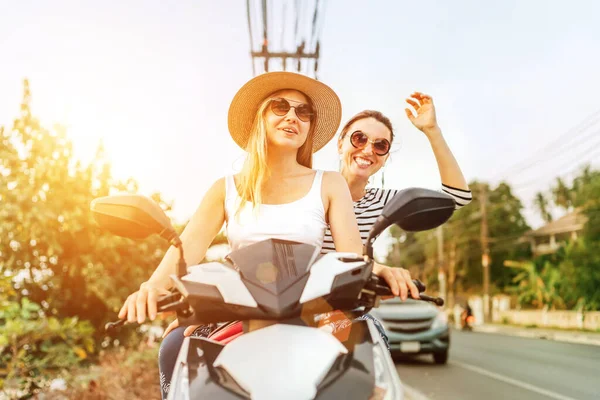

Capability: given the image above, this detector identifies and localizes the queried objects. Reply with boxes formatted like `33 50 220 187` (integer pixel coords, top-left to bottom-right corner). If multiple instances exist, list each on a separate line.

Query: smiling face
264 89 313 152
338 117 392 180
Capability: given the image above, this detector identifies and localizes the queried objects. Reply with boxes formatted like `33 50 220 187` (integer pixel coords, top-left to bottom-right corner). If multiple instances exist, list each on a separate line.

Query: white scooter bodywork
167 252 404 400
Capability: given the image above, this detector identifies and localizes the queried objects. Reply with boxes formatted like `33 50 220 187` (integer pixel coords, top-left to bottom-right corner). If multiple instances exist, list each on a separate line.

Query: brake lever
105 319 125 333
413 279 426 293
419 294 444 306
407 280 444 305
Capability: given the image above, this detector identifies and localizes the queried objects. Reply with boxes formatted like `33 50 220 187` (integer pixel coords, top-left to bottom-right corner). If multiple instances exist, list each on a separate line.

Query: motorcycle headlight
372 343 403 400
431 312 448 330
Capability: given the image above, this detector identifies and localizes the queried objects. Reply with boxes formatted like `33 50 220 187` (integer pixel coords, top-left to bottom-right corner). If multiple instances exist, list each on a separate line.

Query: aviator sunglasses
269 97 315 122
349 130 391 156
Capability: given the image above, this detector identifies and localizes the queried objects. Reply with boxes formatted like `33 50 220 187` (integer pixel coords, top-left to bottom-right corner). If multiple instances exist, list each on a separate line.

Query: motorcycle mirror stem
170 236 187 278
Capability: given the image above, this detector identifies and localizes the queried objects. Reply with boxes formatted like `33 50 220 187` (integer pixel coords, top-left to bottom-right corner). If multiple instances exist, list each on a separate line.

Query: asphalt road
395 329 600 400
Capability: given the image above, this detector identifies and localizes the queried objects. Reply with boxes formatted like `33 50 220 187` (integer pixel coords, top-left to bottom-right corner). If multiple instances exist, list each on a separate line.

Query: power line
312 0 326 78
280 1 287 56
294 0 300 47
505 125 600 182
496 109 600 181
511 143 600 192
492 108 600 182
247 0 264 74
246 0 256 76
262 0 268 46
310 0 319 46
307 0 319 75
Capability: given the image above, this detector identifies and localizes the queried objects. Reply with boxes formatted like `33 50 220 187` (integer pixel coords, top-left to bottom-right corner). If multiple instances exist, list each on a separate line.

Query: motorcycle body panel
167 320 401 400
173 240 373 326
164 239 403 399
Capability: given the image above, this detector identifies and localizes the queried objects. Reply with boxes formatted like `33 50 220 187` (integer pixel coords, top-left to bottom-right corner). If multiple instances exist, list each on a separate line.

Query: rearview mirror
365 188 456 258
90 195 181 246
384 188 455 232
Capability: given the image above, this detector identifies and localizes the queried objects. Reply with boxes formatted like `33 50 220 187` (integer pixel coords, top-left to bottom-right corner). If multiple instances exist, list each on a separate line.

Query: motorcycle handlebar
105 275 444 333
105 291 186 334
419 294 445 306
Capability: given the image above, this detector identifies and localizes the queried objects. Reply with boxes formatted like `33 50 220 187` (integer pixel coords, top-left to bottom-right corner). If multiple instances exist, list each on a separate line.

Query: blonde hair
235 93 315 216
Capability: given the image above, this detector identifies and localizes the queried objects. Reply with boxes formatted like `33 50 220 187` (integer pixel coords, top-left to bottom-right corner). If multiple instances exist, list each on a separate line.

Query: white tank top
225 170 326 252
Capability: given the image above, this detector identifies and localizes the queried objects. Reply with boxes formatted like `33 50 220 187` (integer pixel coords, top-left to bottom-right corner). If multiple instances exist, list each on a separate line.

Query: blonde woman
115 72 414 399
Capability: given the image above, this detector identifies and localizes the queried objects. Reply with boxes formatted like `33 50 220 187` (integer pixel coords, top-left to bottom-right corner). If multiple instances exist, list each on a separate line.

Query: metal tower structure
246 0 326 79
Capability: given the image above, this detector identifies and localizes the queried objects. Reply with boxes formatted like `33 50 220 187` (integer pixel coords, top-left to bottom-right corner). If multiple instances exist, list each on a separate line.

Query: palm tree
504 260 565 310
552 177 572 211
539 262 566 310
533 192 553 222
571 164 599 208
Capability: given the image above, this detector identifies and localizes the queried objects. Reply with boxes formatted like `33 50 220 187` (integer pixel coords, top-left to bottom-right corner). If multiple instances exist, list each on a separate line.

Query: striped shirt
321 184 473 253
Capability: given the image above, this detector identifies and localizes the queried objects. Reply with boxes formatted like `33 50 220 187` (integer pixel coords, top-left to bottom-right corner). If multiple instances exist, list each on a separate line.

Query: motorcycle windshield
176 239 369 324
226 239 321 315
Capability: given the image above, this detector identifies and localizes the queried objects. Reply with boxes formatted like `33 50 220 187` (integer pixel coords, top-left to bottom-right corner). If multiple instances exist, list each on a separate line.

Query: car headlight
430 312 448 330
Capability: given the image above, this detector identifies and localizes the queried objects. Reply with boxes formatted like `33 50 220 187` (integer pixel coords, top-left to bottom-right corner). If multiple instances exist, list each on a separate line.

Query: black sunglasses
349 130 391 156
269 97 314 122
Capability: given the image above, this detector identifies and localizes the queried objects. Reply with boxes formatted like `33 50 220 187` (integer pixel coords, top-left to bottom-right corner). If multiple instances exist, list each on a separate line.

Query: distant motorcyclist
461 303 474 331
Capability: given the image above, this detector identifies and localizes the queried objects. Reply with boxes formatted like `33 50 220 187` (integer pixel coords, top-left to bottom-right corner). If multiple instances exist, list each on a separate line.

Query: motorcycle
92 187 455 400
461 307 475 331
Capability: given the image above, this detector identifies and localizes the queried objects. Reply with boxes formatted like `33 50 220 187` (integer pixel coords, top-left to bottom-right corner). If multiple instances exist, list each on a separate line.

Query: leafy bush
1 275 96 398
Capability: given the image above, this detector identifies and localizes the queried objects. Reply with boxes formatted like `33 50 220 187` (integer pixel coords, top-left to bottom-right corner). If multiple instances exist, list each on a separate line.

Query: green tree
486 182 532 288
386 228 425 270
522 165 600 311
0 80 172 327
551 177 572 210
385 181 530 294
0 80 181 395
504 260 565 310
553 165 600 310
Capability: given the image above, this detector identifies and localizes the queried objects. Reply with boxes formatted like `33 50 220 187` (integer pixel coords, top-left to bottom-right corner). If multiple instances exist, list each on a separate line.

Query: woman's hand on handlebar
373 263 420 301
118 280 171 324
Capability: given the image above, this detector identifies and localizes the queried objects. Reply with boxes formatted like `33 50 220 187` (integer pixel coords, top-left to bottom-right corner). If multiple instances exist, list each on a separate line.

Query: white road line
451 361 578 400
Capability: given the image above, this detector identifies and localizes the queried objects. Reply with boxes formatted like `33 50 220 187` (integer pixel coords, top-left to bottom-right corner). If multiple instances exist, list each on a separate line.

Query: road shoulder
473 324 600 346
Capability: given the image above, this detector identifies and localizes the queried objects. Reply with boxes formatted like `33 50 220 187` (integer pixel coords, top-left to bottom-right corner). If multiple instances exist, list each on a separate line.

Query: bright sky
2 0 600 258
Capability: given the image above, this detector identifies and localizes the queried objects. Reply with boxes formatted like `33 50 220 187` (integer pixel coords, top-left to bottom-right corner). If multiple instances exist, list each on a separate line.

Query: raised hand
405 92 440 136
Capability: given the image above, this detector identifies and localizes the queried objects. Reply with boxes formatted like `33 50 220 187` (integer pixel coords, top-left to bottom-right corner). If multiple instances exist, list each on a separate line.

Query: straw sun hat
227 71 342 153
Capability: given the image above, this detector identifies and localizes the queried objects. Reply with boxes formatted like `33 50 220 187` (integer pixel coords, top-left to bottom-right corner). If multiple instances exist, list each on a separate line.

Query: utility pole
480 185 491 322
448 239 457 308
246 0 324 79
436 226 446 307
